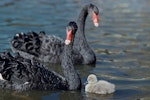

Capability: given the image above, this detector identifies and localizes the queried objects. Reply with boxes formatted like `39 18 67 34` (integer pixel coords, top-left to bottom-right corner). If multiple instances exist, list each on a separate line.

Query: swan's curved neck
75 5 96 64
61 43 81 90
77 6 88 36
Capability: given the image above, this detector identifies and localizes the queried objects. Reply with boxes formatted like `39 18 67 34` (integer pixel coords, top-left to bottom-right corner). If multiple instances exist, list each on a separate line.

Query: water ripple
0 0 150 99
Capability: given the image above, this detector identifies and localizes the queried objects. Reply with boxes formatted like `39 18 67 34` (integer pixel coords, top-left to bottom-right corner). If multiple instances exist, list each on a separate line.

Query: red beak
66 28 72 41
92 12 99 27
65 28 72 45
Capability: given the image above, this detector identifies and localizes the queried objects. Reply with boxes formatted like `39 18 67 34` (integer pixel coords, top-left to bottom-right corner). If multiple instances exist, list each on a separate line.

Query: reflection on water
0 0 150 100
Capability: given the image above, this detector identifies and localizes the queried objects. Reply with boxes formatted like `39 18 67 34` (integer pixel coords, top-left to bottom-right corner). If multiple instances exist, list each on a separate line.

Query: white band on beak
65 40 71 45
94 22 99 27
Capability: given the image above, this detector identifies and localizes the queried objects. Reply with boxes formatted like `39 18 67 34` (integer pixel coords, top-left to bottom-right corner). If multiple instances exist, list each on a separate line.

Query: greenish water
0 0 150 100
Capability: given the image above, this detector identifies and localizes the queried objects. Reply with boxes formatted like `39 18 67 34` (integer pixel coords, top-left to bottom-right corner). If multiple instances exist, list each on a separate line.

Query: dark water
0 0 150 100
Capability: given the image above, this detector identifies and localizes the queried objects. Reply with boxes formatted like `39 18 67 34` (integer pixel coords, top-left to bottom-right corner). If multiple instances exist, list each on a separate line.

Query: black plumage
0 21 81 91
10 4 99 65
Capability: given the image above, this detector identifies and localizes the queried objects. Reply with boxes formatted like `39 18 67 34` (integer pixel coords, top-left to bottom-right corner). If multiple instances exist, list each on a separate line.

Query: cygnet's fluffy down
85 74 115 94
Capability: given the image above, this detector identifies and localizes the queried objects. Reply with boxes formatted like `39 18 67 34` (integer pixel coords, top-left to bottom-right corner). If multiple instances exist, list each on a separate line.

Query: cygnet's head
87 74 98 84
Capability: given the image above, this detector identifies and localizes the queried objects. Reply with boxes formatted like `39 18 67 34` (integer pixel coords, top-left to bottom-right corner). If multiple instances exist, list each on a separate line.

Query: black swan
10 4 99 64
0 21 81 91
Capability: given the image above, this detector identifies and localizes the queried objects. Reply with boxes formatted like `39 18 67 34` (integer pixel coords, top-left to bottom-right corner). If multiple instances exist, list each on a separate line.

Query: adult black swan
0 22 81 91
10 4 99 65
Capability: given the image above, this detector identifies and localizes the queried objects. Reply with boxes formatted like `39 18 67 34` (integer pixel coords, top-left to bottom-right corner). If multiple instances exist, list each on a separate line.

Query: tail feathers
11 31 45 57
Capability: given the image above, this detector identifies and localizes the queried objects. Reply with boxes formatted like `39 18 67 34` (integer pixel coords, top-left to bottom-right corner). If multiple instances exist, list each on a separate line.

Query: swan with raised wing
10 4 99 65
0 22 81 91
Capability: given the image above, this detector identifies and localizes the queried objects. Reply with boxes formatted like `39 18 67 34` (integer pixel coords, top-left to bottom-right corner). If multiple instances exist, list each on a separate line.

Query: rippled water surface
0 0 150 100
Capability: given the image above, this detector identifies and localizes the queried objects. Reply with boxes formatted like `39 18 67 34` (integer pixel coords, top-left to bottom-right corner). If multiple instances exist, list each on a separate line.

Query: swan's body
10 4 99 65
0 22 81 91
11 31 83 64
85 74 115 94
74 4 99 64
0 52 68 91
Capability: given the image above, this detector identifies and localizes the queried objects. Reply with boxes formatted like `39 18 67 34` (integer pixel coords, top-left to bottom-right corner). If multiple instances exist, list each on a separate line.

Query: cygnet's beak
84 81 88 85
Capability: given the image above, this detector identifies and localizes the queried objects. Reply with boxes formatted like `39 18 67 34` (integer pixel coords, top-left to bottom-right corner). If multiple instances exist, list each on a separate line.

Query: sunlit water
0 0 150 100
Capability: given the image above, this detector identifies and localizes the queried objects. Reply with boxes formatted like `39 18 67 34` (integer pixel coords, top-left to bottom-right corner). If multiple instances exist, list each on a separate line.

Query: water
0 0 150 100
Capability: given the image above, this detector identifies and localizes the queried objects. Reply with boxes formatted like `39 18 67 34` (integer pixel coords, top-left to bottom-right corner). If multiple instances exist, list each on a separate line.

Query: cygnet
85 74 115 94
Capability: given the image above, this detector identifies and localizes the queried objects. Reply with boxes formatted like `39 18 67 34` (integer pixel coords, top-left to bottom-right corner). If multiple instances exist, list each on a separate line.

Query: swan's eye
93 6 99 15
67 26 72 32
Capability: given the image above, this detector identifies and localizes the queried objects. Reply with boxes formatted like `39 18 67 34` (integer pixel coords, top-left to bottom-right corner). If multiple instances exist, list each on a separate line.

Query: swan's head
89 4 99 27
87 74 98 84
65 21 78 45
